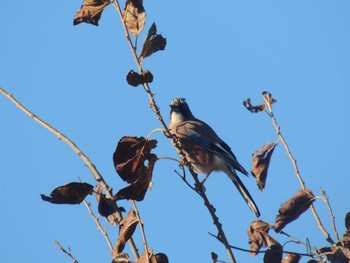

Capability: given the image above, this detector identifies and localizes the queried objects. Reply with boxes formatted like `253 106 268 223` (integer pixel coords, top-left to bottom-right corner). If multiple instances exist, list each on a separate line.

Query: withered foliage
123 0 146 36
140 23 166 59
211 252 218 262
73 0 110 26
95 184 115 219
40 182 94 204
137 249 169 263
126 70 153 87
113 136 158 201
319 246 350 263
274 189 315 232
281 253 301 263
114 209 139 255
346 212 350 230
247 220 276 255
251 142 277 191
264 243 283 263
111 253 131 263
243 91 276 113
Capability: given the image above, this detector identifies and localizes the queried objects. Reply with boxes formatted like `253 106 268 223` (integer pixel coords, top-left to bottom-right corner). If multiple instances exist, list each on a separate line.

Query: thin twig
83 200 114 252
263 95 334 245
320 188 340 242
279 230 318 252
0 87 140 259
131 200 150 262
54 240 79 263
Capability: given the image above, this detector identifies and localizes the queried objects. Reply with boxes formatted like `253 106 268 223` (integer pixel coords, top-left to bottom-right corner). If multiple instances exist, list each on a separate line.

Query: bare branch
83 201 114 252
0 87 140 259
320 188 340 242
263 93 334 245
54 240 79 263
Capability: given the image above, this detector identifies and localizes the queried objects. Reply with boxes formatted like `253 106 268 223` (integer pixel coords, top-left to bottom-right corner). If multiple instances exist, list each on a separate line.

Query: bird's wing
183 120 249 176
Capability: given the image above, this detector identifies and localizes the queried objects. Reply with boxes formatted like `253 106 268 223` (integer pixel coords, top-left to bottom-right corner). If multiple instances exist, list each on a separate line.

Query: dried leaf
251 142 277 191
281 253 301 263
154 253 169 263
123 0 146 36
126 70 153 87
113 136 157 201
345 212 350 230
113 209 139 255
140 23 166 59
211 252 218 262
95 184 115 218
111 253 131 263
40 182 93 204
262 91 277 106
264 243 283 263
73 0 110 26
243 98 267 113
243 91 276 113
247 220 276 255
274 189 315 232
320 246 350 263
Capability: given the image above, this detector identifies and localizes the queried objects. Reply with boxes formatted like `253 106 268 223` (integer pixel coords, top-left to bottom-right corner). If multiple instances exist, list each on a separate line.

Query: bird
169 98 260 217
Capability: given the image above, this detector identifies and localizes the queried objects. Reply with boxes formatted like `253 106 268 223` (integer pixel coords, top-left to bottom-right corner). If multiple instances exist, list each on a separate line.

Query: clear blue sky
1 1 350 262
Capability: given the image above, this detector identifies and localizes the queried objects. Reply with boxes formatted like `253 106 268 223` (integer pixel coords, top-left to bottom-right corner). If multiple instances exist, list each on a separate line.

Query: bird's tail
226 167 260 217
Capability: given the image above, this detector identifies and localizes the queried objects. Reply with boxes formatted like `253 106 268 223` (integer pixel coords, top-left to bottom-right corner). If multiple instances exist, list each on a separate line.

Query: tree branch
54 240 79 263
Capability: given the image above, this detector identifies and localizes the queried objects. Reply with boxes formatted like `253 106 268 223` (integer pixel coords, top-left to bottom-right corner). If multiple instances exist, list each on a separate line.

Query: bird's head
169 98 194 123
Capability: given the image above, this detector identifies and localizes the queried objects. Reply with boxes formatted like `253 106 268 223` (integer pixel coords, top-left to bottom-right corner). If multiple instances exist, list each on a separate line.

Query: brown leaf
123 0 146 36
154 253 169 263
264 243 283 263
320 246 350 263
73 0 110 26
40 182 94 204
140 23 166 59
95 184 115 219
113 209 139 255
211 252 218 262
274 189 315 232
262 91 277 106
126 70 153 87
247 220 276 255
243 98 267 113
111 253 131 263
281 253 301 263
345 212 350 230
113 136 157 201
243 91 277 113
251 142 277 191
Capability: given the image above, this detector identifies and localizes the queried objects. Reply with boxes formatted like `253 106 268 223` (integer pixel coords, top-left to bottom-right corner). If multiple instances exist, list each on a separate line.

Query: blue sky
1 1 350 262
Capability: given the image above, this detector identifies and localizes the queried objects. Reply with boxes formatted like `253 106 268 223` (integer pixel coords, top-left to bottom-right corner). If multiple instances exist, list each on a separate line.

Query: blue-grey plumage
169 98 260 217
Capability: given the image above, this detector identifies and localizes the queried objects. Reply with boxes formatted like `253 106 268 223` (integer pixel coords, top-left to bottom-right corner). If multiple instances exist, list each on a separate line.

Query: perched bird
169 98 260 217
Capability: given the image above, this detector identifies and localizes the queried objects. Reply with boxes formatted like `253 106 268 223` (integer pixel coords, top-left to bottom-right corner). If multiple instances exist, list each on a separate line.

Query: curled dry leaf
281 253 301 263
319 246 350 263
40 182 94 204
274 189 315 232
251 142 277 191
113 209 139 255
247 220 276 255
123 0 146 36
111 253 131 263
264 243 283 263
73 0 111 26
345 212 350 230
211 252 218 262
113 136 158 201
262 91 277 106
154 253 169 263
126 70 153 87
95 184 115 219
243 91 277 113
140 23 166 59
